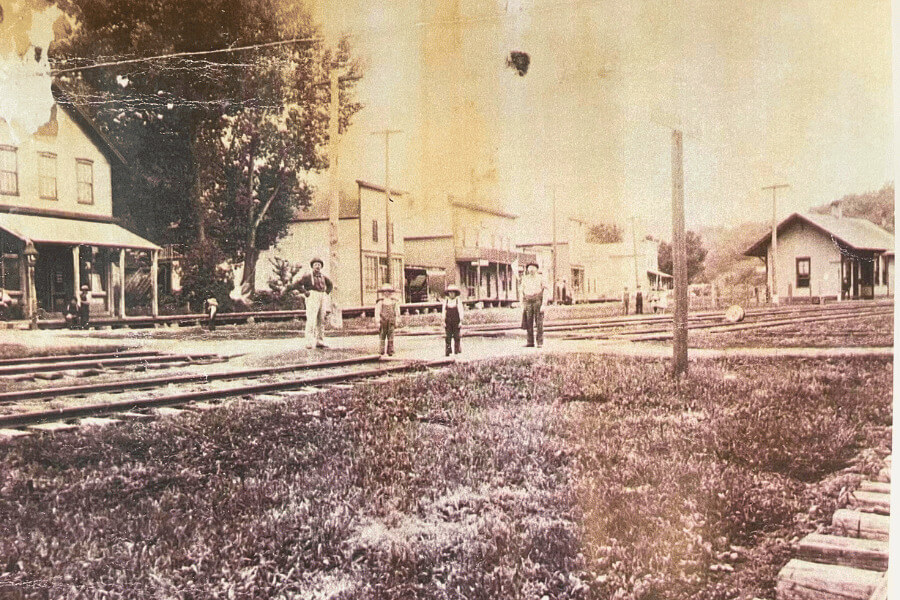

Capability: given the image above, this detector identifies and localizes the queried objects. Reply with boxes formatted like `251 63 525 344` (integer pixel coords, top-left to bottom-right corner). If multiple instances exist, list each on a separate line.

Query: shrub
178 240 233 312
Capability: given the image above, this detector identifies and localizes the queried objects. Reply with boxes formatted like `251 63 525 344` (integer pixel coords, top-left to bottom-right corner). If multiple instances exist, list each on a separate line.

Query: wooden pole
551 186 557 303
72 246 80 299
327 68 344 327
118 249 126 318
150 249 159 318
371 129 402 285
671 129 688 376
762 183 789 304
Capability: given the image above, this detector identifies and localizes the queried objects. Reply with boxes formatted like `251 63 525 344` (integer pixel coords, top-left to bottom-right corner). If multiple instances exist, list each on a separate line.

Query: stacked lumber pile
776 455 890 600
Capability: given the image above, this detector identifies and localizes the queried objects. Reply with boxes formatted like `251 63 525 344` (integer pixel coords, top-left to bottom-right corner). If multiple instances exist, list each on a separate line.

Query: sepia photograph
0 0 894 598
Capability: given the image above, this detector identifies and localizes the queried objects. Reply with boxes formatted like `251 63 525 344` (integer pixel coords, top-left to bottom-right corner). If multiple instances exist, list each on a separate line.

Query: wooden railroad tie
776 455 890 600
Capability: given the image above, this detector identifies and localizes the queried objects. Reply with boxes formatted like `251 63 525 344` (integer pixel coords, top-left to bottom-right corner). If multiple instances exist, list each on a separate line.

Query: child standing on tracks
374 283 401 356
442 284 464 356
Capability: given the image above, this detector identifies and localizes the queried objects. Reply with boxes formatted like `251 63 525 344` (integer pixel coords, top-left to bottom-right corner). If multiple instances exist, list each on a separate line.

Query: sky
0 0 893 243
310 0 895 241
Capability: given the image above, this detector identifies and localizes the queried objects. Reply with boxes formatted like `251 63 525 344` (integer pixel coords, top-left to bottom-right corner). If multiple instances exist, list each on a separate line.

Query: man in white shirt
520 262 547 347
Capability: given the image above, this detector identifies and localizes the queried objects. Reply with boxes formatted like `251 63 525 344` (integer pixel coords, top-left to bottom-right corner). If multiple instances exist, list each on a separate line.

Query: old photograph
0 0 894 598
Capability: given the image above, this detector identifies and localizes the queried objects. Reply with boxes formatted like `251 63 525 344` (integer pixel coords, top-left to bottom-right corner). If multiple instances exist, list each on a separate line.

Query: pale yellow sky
313 0 894 240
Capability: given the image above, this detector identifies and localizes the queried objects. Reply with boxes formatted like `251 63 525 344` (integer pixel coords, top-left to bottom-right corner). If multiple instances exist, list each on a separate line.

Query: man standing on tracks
298 257 333 349
520 261 547 348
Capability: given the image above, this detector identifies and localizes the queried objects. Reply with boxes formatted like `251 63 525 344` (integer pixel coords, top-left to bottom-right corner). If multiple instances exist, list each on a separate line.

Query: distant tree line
810 182 894 233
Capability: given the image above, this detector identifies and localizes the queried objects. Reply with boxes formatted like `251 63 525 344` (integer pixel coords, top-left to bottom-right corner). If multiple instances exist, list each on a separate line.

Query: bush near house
0 355 890 599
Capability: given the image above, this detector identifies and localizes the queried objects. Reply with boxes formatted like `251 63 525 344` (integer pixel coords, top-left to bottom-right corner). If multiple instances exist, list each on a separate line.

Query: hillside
810 183 894 232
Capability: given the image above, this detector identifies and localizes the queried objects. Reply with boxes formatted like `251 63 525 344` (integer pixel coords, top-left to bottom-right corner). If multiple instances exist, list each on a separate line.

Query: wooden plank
832 509 890 541
867 573 888 600
858 481 890 495
797 534 888 571
849 491 890 515
776 559 881 600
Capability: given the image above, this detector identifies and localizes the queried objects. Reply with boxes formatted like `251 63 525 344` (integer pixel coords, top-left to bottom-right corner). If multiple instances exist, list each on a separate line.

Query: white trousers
305 291 326 347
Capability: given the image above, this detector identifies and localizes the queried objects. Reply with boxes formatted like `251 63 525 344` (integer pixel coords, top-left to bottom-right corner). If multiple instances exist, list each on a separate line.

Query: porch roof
0 213 160 251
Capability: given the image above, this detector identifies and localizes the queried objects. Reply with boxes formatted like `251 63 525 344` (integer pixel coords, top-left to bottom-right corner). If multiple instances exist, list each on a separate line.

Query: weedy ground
689 312 893 348
0 354 891 600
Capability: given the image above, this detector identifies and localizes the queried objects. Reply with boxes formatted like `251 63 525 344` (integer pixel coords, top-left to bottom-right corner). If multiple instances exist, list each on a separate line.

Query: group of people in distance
64 285 92 329
296 257 551 357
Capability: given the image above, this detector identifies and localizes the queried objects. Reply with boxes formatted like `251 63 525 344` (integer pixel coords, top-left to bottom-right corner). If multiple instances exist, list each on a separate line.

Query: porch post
72 246 81 298
105 249 113 314
150 249 159 317
118 248 126 318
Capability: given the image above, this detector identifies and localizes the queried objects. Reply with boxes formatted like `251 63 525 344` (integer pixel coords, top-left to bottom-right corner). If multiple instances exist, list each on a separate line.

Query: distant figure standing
635 286 643 315
204 297 219 331
298 257 333 349
520 262 547 348
623 286 630 315
64 297 80 329
442 284 464 356
374 283 401 356
79 285 91 329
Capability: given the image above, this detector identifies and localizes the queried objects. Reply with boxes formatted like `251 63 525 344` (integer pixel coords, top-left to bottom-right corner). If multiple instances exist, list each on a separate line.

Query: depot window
796 257 810 288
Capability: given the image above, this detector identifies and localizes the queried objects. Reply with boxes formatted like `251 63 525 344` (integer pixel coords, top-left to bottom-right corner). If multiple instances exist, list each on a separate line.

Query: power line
51 35 325 75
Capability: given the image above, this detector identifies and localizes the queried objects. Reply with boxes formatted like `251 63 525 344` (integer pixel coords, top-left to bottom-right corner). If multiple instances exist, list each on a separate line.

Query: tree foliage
658 231 708 283
587 222 623 244
810 182 894 233
53 0 362 298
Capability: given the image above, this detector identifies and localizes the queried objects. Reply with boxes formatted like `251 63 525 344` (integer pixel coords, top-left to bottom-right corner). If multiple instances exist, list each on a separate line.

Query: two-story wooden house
254 180 406 308
0 87 159 320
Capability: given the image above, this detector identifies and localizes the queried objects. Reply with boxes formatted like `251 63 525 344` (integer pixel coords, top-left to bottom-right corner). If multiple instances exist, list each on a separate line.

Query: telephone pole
551 186 557 303
762 183 790 304
630 216 640 290
672 129 688 377
371 129 402 284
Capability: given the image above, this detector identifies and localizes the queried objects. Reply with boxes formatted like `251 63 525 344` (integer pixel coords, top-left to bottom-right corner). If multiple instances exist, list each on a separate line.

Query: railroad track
0 355 453 435
775 455 890 600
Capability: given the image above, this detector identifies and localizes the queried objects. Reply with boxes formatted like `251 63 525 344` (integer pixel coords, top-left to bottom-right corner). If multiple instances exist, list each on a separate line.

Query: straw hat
446 284 461 295
309 257 324 267
378 283 395 293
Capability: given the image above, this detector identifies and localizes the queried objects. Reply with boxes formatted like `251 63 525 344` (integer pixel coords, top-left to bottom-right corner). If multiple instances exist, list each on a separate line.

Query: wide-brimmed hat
524 261 539 269
446 284 461 295
378 283 395 293
80 285 89 291
309 257 324 267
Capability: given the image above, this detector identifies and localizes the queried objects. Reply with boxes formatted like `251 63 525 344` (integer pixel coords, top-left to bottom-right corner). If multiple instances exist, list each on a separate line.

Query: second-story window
0 146 17 195
76 159 94 205
372 219 379 243
38 152 57 200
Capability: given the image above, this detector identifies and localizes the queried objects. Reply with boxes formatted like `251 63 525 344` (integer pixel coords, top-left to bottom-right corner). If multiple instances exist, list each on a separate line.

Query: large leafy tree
52 0 360 298
658 230 708 283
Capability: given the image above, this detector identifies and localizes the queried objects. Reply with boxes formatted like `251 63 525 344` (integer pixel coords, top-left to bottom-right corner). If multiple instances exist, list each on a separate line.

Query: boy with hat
297 257 333 349
519 261 547 347
442 284 464 356
374 283 401 356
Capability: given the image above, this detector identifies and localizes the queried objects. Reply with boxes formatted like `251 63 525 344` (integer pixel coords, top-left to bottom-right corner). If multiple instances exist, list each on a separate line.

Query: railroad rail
0 356 453 432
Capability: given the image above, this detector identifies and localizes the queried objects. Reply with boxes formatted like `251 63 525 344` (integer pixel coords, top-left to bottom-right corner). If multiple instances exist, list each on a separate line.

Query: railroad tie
775 454 891 600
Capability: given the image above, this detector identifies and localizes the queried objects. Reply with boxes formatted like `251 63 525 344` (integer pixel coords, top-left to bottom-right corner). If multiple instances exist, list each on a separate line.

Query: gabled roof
745 213 895 257
449 198 518 219
52 84 128 167
356 180 407 196
292 190 360 222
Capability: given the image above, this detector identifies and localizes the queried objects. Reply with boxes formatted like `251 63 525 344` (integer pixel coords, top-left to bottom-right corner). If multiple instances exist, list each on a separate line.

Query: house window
38 152 57 199
0 234 20 291
372 220 378 243
0 146 17 195
796 257 810 288
76 159 94 204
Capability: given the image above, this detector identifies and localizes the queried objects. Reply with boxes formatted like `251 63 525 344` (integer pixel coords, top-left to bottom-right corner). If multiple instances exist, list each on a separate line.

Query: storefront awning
0 213 160 251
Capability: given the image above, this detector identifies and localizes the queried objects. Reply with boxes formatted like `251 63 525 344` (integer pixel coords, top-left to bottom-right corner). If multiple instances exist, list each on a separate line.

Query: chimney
830 201 843 219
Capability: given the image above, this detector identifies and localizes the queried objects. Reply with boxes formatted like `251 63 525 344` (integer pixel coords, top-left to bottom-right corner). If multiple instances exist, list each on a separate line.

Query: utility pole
327 67 347 328
672 129 688 377
630 216 640 290
371 129 402 284
551 186 557 303
762 183 790 304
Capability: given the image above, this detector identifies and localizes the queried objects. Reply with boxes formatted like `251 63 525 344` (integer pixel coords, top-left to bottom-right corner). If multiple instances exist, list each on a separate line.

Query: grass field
0 354 890 599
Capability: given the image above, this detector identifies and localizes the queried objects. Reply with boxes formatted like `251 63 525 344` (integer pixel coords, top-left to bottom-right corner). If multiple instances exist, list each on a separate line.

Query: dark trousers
635 293 643 315
379 321 395 355
80 305 90 329
445 323 461 355
523 297 543 346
